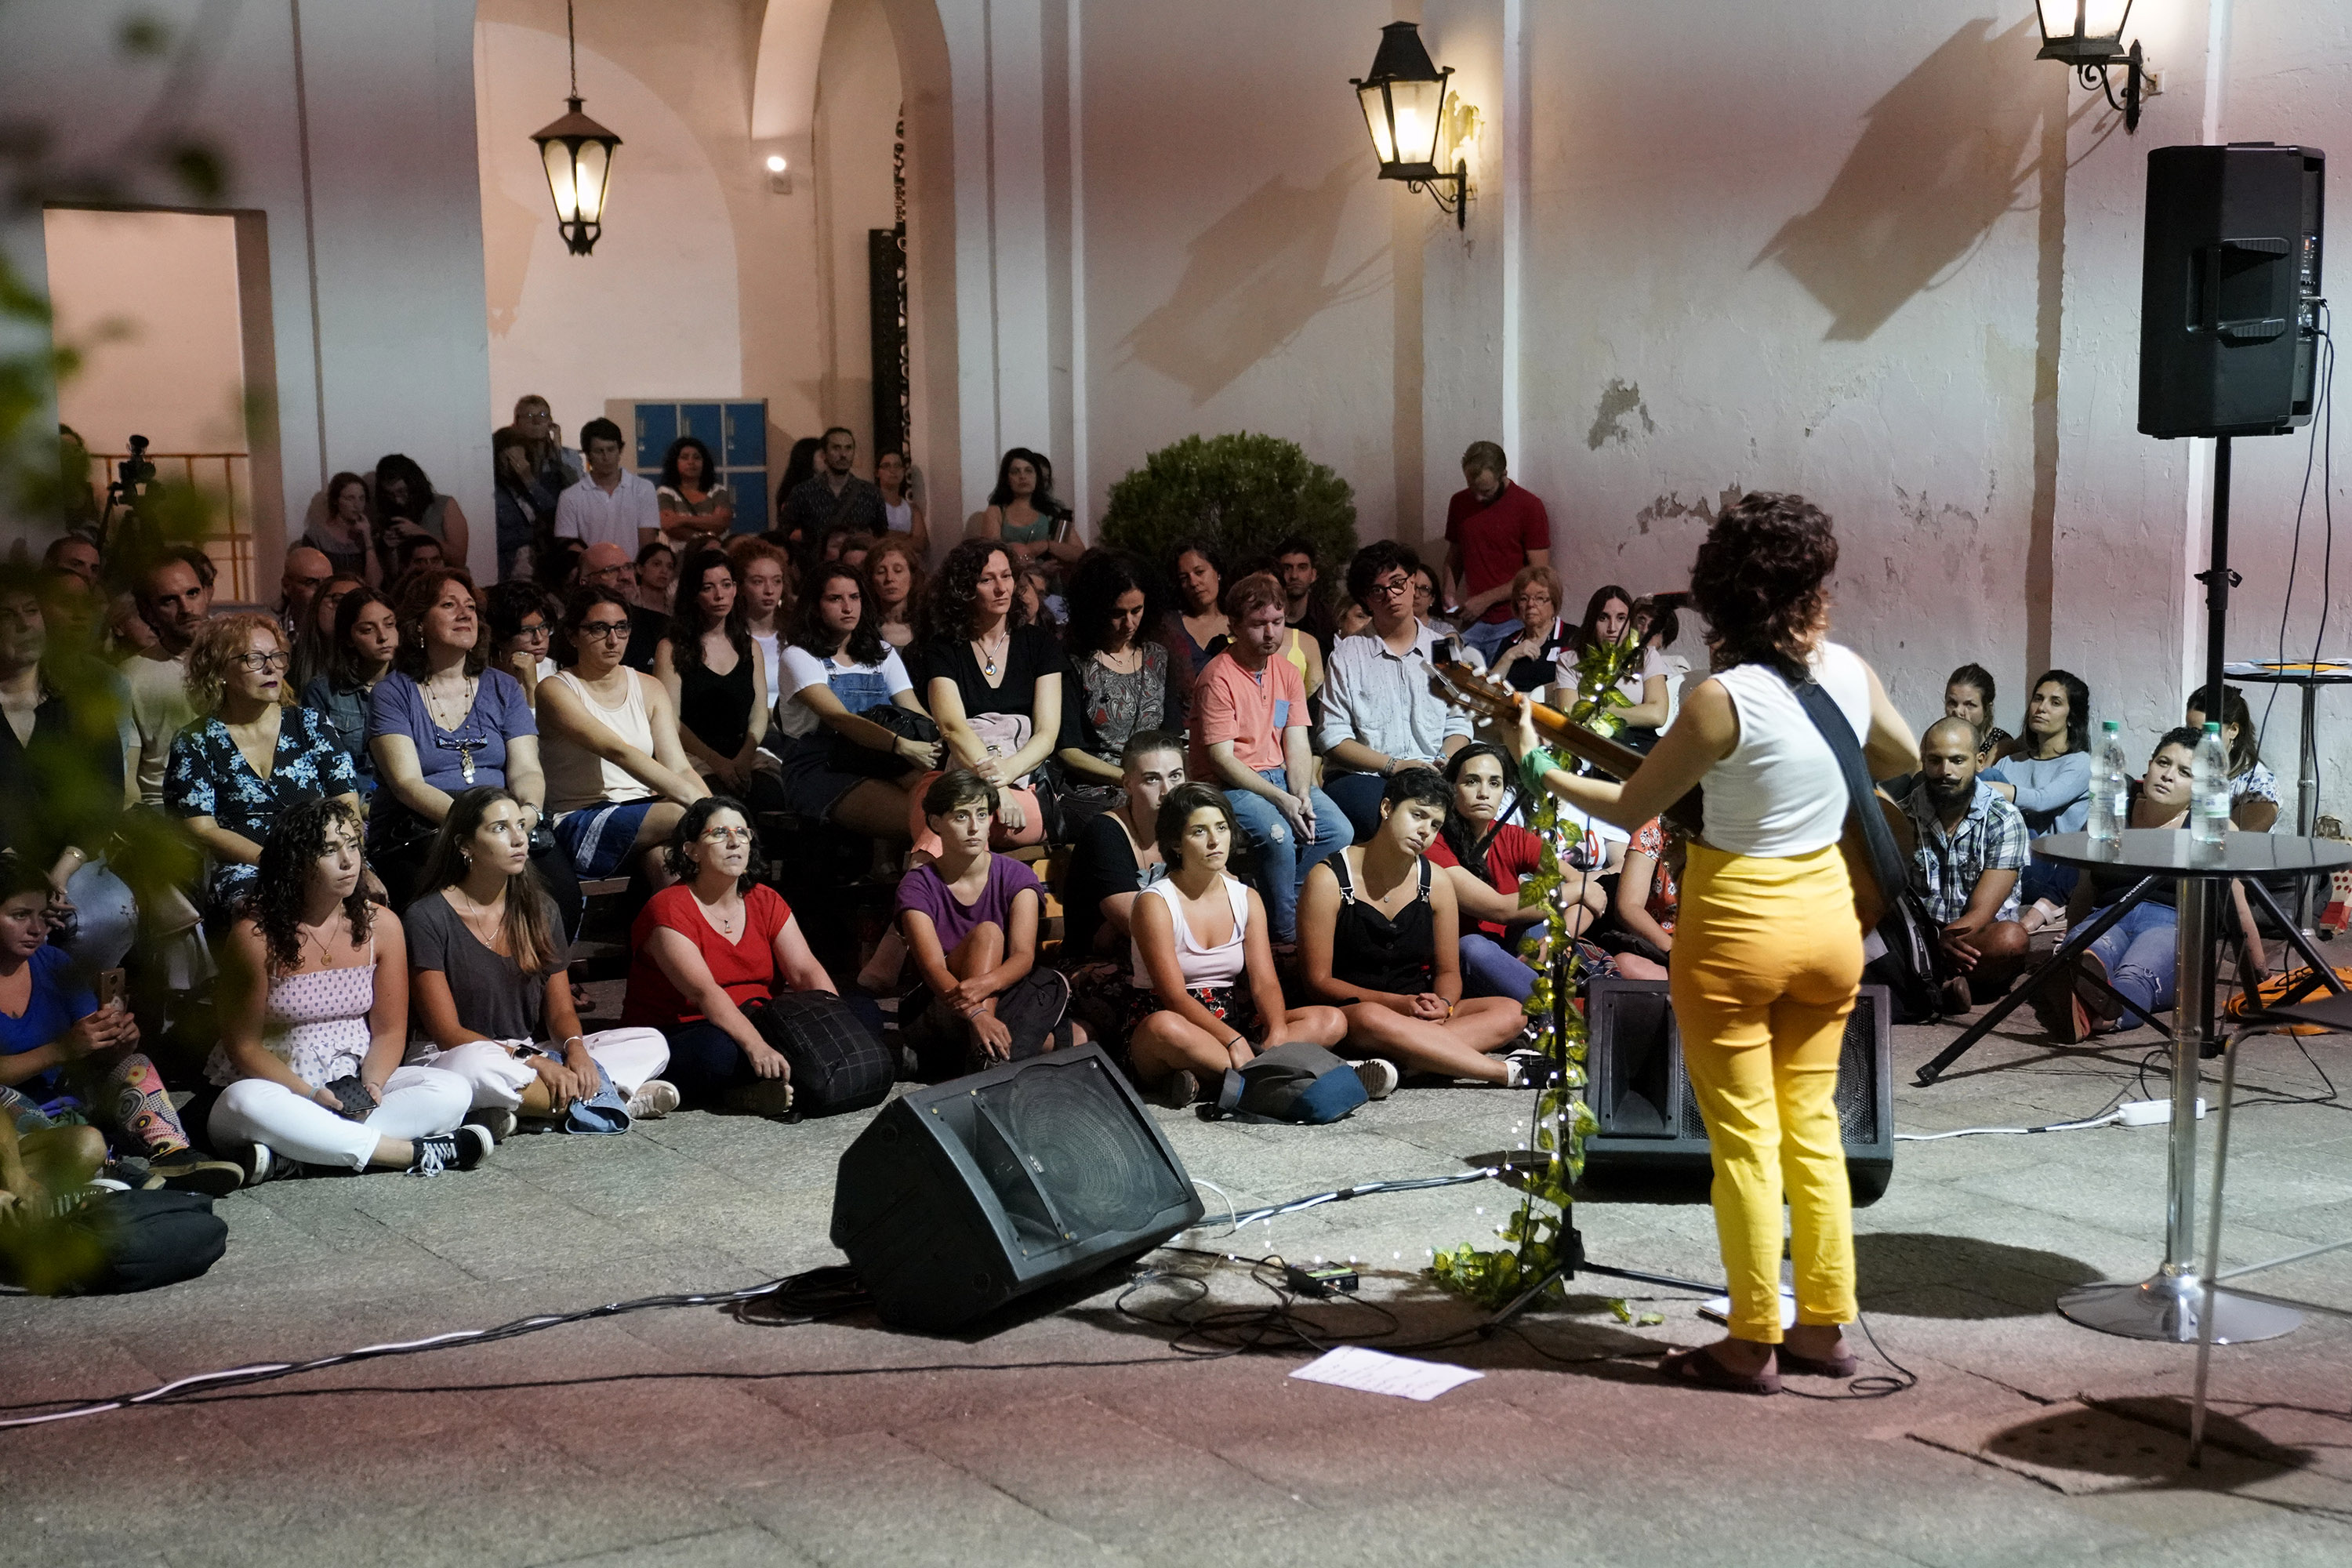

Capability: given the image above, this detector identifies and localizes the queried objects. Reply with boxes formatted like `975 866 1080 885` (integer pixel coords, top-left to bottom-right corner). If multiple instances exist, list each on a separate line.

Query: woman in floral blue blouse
165 612 361 918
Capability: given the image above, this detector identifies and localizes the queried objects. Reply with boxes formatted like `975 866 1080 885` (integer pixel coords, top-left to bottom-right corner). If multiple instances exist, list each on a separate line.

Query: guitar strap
1784 672 1907 916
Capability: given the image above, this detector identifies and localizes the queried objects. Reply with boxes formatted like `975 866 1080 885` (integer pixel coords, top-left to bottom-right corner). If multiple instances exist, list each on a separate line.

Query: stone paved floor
5 1002 2352 1567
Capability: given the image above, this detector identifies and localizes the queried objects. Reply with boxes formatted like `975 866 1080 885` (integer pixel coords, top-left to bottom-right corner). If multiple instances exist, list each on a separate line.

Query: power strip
2117 1097 2206 1127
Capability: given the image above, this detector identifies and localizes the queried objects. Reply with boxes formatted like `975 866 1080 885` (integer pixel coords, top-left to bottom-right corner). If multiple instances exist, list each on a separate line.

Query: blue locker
633 405 678 470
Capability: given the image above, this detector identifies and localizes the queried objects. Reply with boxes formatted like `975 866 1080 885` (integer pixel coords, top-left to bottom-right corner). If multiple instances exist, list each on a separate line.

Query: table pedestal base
2057 1270 2302 1344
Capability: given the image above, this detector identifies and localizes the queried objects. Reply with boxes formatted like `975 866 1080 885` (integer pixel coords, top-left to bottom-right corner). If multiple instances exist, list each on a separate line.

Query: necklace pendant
460 751 477 783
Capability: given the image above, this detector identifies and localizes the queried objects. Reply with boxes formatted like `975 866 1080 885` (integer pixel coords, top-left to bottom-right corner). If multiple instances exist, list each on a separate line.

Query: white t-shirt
772 644 914 739
552 470 660 553
750 632 782 711
1701 642 1871 858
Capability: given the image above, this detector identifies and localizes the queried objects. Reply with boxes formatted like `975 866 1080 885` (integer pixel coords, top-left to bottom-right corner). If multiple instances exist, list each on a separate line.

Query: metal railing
85 451 256 604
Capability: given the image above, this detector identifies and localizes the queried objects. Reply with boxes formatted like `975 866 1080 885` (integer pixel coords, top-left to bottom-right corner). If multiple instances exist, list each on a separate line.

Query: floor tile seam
528 1520 800 1566
886 1421 1127 1549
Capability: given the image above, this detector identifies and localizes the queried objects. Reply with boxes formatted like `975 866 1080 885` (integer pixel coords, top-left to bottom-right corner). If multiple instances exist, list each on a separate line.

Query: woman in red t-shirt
1425 745 1606 1002
621 797 838 1113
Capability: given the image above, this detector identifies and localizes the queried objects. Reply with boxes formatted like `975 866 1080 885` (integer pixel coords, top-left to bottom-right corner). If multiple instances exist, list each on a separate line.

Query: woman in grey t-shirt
403 786 677 1137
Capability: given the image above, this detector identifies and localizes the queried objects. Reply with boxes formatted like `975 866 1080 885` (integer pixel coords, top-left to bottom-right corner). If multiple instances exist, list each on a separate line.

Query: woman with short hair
485 580 557 707
1487 565 1570 694
538 586 707 885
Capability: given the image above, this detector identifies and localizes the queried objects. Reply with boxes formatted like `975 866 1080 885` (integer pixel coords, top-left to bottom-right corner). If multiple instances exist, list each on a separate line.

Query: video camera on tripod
98 434 161 559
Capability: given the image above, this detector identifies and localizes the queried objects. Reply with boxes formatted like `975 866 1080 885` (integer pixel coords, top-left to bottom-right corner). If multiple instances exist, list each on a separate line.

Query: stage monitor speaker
1580 978 1894 1206
830 1044 1203 1330
2140 142 2325 439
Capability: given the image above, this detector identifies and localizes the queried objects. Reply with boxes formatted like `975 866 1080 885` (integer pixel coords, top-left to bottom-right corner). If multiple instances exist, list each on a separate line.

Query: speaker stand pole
2203 435 2232 713
1484 933 1716 1337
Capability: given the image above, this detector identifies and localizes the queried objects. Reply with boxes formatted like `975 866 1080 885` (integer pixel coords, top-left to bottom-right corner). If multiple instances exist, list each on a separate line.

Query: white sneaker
1352 1058 1400 1101
626 1080 681 1120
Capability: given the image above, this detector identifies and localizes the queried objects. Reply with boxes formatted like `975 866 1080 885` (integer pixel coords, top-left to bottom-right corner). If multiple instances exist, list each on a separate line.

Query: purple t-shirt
894 854 1043 953
366 669 536 795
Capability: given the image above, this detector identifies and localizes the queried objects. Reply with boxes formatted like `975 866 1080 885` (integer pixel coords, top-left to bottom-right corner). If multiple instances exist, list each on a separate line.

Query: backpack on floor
745 992 895 1117
1863 888 1944 1025
0 1188 229 1295
1202 1041 1367 1125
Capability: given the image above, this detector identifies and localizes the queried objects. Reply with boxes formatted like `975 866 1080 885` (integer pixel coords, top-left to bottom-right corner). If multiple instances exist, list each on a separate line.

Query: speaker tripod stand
1483 931 1716 1336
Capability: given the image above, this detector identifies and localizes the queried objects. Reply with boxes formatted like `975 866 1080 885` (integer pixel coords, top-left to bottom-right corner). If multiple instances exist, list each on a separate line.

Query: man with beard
1904 716 2031 1011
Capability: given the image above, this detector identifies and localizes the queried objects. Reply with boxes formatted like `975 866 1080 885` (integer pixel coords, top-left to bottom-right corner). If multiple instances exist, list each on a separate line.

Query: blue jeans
1459 931 1537 1003
2088 900 2177 1018
1222 767 1351 942
1462 617 1523 664
2019 853 2075 909
1323 770 1391 844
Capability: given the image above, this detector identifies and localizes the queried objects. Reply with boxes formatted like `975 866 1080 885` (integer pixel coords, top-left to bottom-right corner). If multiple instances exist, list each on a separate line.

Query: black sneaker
232 1141 298 1186
1503 1050 1559 1090
406 1124 493 1176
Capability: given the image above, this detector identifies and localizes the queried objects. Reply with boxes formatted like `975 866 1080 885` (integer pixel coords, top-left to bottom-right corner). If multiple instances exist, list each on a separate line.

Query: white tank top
884 497 913 534
1700 642 1871 858
1131 873 1250 990
543 670 659 815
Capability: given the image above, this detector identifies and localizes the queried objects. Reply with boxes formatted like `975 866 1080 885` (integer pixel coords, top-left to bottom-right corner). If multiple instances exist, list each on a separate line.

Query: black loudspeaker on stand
831 1045 1203 1331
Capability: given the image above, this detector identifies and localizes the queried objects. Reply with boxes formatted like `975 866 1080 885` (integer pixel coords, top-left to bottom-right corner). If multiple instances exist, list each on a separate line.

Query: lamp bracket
1399 160 1469 230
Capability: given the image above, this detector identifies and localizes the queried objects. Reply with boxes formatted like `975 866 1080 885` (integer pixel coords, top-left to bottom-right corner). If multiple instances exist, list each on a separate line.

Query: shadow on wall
1117 158 1387 405
1753 16 2052 341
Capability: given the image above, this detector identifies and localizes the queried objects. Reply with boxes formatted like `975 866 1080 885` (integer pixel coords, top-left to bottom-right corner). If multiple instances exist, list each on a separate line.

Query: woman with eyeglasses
538 586 708 886
485 580 558 708
165 613 360 917
368 568 576 931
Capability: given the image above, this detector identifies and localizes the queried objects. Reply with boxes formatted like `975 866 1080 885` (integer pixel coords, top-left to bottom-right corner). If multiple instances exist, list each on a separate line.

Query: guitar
1425 659 1915 929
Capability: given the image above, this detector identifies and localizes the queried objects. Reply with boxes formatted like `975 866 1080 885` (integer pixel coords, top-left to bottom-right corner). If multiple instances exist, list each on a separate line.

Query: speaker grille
973 1057 1175 1240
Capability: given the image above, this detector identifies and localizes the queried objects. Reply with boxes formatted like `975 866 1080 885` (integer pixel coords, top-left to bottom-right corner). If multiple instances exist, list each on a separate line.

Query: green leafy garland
1428 627 1646 1308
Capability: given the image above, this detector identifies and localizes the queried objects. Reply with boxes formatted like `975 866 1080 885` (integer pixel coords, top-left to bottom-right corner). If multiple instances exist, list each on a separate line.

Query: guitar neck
1519 695 1649 783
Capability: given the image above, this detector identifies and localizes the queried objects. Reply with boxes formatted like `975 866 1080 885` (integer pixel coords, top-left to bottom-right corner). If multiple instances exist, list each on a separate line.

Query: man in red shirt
1443 440 1552 665
1190 572 1351 945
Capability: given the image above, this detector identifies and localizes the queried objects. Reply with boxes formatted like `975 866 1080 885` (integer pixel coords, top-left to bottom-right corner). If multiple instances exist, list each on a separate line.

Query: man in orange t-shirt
1189 572 1352 945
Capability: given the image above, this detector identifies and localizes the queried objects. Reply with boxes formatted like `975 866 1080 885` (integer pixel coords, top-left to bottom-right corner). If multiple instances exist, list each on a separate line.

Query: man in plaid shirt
1903 717 2032 1007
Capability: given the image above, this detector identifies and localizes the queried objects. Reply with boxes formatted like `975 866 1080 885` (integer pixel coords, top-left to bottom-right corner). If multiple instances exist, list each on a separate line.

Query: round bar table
2220 661 2352 926
2034 829 2352 1343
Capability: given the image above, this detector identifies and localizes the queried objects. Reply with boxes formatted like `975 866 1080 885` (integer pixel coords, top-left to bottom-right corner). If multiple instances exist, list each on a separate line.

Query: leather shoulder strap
1785 674 1904 906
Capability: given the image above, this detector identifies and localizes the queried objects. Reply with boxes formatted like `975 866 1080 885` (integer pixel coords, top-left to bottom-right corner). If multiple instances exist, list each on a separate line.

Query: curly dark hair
390 567 487 679
1438 742 1523 887
661 795 759 889
1687 492 1838 681
924 538 1027 641
486 579 554 651
659 435 719 495
664 546 750 675
1063 548 1161 658
1345 539 1421 612
789 562 887 666
246 797 372 975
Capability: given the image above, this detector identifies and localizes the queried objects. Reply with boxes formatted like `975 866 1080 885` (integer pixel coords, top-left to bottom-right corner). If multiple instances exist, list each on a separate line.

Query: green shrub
1098 433 1357 581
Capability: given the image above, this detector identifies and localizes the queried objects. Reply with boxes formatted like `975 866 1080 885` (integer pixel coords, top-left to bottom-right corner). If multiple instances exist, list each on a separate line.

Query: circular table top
2223 662 2352 687
2033 828 2352 877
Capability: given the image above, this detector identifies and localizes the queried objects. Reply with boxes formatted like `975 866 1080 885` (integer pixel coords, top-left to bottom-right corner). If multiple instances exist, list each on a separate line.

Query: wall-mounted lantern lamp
2036 1 2147 133
764 154 792 195
531 0 622 255
1352 20 1468 228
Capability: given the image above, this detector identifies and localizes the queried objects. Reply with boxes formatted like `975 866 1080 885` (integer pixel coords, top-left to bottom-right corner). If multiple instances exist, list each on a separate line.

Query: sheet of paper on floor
1288 1345 1484 1402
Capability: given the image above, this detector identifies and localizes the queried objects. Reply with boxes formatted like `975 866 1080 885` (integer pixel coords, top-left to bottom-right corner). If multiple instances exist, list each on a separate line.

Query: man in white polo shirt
554 417 659 554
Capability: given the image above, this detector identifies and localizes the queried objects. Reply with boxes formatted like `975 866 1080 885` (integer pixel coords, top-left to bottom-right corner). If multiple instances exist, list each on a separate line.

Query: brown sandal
1657 1343 1780 1396
1774 1343 1859 1378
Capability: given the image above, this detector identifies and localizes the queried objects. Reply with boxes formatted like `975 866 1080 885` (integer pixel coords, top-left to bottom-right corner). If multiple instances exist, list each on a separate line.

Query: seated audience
125 546 214 808
876 448 929 559
392 533 446 579
1425 744 1559 1003
771 561 935 841
539 586 709 885
1016 561 1061 632
1054 550 1184 822
1570 583 1669 741
0 855 238 1191
206 800 486 1178
633 540 677 614
2034 728 2263 1041
726 538 791 701
1904 717 2030 1010
575 543 664 672
1944 662 2009 766
289 572 361 692
165 613 360 916
554 418 659 554
1297 770 1534 1087
405 787 676 1135
1274 534 1338 655
42 534 100 587
1319 542 1472 840
1983 668 2092 920
1487 564 1570 693
374 452 470 572
1631 596 1692 735
1601 815 1680 982
1335 598 1372 642
1163 538 1229 683
620 797 843 1114
2187 683 2278 831
968 446 1080 569
841 534 877 573
912 539 1063 855
299 471 380 586
779 426 887 548
863 534 923 651
275 546 336 646
299 586 397 799
655 435 734 548
492 431 557 582
1124 782 1345 1108
655 546 774 804
1061 730 1185 964
486 579 557 706
1194 571 1351 946
368 568 576 927
894 771 1082 1082
770 435 823 548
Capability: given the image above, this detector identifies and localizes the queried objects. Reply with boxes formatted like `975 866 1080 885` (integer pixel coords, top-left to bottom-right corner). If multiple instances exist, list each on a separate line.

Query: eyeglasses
232 651 292 672
573 622 631 642
699 827 755 845
514 623 550 641
1370 576 1414 599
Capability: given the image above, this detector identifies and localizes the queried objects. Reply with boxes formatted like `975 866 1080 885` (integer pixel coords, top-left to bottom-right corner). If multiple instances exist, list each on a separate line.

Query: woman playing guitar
1507 493 1918 1396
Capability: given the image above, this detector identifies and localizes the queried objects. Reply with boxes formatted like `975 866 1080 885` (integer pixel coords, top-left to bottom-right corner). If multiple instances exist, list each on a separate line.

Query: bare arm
1617 673 1670 731
359 916 409 1096
1427 872 1465 1005
797 680 941 770
217 920 338 1103
771 912 837 996
180 815 265 868
644 925 781 1071
1009 673 1062 780
1133 893 1246 1056
438 500 470 567
503 735 546 818
371 734 456 824
1613 849 1676 952
926 676 993 772
538 675 707 806
1518 678 1735 833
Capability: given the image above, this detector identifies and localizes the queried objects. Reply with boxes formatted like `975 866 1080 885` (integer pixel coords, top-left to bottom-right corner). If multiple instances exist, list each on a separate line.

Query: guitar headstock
1427 659 1518 724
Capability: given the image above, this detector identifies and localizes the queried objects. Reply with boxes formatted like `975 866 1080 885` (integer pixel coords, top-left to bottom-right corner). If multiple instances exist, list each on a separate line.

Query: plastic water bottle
2191 721 2232 845
2086 720 2129 844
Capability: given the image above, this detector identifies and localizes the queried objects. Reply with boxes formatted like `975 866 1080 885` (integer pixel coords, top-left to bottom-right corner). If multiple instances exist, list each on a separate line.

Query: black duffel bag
743 991 895 1116
829 705 940 780
0 1188 229 1294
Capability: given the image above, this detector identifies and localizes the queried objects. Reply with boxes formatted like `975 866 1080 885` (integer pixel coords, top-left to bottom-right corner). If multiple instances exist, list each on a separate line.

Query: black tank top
1329 853 1436 996
677 652 753 759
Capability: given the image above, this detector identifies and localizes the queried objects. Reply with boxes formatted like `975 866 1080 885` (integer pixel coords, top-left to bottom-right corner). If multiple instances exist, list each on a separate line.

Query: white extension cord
1896 1097 2205 1142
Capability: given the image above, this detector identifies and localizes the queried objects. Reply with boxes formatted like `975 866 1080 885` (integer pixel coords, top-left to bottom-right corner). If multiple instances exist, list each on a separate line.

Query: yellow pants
1668 840 1864 1341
